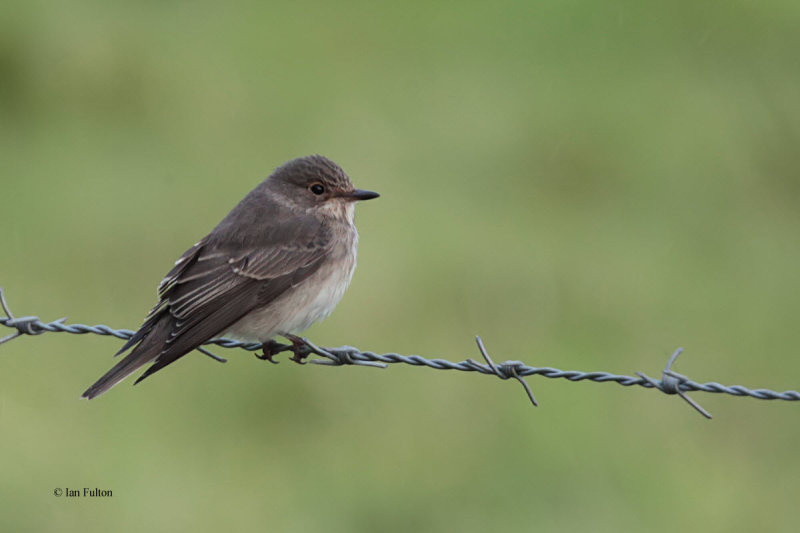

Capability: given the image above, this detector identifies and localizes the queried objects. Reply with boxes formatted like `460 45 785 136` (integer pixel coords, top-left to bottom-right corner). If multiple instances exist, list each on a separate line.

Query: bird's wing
150 238 327 361
81 215 331 398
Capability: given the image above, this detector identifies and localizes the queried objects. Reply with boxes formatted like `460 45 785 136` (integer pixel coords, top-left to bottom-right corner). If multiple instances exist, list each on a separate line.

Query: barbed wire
2 287 798 418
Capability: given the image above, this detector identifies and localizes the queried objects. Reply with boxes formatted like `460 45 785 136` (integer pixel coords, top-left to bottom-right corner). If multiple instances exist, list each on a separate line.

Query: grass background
1 1 799 531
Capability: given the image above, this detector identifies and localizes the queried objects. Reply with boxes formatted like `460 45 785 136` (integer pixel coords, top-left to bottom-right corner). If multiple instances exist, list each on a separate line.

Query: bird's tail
81 318 170 400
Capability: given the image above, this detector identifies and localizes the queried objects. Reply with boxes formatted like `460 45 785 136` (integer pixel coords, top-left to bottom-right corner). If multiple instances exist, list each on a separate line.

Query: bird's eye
309 183 325 195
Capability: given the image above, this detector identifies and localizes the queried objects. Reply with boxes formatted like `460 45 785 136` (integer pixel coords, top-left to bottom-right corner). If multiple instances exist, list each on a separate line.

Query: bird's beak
339 189 380 201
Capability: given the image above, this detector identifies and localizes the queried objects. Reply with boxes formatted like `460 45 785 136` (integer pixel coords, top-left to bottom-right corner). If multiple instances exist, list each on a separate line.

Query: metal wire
2 287 799 418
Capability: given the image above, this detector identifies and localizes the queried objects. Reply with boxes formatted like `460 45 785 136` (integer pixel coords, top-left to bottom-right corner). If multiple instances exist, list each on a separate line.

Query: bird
81 155 379 399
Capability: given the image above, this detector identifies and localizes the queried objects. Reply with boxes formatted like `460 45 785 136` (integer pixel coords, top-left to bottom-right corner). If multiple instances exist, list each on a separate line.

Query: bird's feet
285 334 312 365
256 340 290 364
255 336 313 364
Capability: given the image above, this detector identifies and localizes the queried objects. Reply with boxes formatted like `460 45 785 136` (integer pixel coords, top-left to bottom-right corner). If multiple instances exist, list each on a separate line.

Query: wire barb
302 338 388 368
468 336 538 407
0 287 59 345
195 346 228 364
2 287 799 415
636 348 712 419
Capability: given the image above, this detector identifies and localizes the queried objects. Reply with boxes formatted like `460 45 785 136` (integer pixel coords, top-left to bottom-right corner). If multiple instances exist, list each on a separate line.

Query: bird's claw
256 340 289 364
285 334 312 365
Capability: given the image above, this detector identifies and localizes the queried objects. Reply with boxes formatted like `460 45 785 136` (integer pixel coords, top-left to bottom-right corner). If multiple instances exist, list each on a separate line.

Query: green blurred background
1 1 799 531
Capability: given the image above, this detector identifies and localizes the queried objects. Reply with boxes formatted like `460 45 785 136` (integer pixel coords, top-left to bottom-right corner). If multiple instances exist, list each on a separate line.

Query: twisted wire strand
2 288 799 418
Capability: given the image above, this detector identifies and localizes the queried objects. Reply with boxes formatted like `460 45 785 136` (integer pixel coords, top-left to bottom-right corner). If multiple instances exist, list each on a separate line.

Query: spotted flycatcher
82 155 378 399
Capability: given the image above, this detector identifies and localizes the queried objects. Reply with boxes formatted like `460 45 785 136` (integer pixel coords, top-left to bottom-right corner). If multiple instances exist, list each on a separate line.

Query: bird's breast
225 226 359 342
